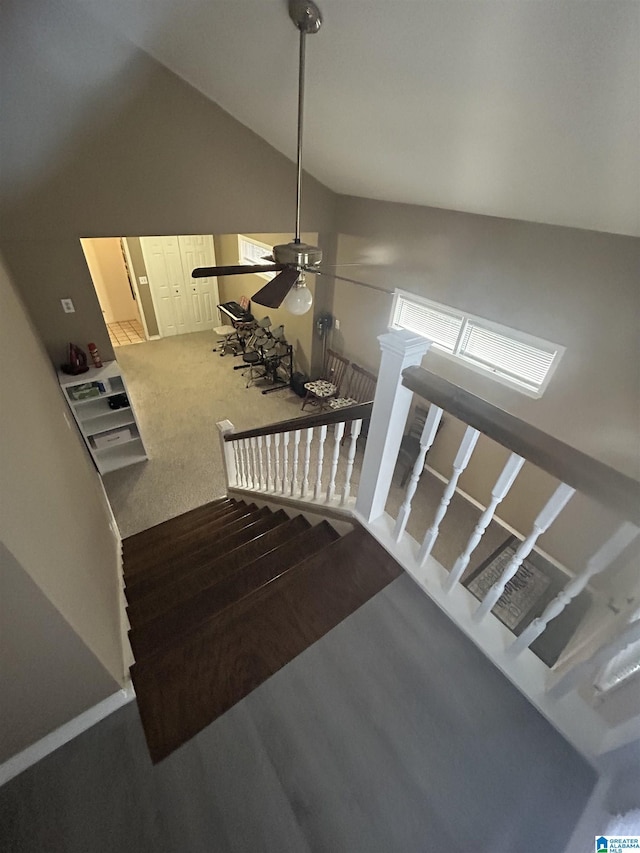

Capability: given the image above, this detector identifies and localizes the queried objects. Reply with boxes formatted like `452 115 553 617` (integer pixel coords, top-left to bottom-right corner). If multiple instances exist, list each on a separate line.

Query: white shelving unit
58 361 147 475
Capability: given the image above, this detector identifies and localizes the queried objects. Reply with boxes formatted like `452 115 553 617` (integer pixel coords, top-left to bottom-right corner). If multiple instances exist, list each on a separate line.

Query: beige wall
332 196 640 570
81 237 140 325
214 233 319 377
0 255 124 760
124 237 159 337
0 0 336 367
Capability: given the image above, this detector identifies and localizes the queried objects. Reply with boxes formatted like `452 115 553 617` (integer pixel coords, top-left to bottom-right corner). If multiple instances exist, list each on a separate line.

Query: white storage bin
93 427 132 450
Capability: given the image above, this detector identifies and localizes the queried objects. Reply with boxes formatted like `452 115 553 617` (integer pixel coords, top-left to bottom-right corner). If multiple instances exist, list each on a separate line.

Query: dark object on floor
463 535 591 666
122 497 403 762
291 371 308 397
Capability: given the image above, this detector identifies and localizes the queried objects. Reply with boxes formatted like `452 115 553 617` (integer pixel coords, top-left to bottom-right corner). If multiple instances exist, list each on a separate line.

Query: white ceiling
83 0 639 236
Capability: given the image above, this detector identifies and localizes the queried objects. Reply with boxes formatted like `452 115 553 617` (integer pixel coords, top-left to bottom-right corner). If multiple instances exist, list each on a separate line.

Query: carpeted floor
103 331 310 537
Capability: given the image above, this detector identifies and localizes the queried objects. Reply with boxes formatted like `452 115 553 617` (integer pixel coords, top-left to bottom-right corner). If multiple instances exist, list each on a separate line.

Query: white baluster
326 422 345 503
257 436 266 490
232 442 241 487
250 437 259 490
264 434 272 491
291 430 301 497
394 405 444 541
301 427 313 498
281 431 290 495
341 419 362 506
417 426 480 565
314 424 328 501
242 438 253 489
273 433 281 493
473 482 575 623
445 452 525 591
548 615 640 700
509 523 639 657
238 439 246 488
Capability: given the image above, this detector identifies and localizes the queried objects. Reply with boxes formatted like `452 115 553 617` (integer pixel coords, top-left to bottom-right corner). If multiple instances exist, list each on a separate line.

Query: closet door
140 236 191 337
178 235 219 333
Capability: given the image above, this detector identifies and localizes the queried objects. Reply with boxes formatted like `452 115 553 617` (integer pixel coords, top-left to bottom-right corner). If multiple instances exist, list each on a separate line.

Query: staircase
123 497 403 763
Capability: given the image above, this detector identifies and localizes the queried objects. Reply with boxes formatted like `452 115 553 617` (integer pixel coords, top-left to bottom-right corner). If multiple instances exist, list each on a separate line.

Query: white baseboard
0 682 136 788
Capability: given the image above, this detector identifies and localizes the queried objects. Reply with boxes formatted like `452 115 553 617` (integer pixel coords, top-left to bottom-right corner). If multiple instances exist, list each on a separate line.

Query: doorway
81 237 147 348
81 234 221 348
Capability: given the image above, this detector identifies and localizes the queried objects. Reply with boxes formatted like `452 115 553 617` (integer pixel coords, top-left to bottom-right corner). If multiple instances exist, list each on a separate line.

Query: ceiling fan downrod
289 0 322 245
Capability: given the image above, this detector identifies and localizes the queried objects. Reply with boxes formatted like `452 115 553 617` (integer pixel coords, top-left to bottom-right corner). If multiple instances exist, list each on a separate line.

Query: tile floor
107 319 145 347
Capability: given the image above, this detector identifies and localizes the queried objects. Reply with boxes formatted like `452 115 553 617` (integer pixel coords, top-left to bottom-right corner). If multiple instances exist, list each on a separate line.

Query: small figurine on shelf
87 342 103 368
61 343 89 375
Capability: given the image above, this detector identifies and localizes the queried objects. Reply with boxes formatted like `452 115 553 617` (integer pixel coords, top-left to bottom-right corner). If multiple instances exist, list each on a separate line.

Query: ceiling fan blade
308 267 393 296
252 267 301 308
192 264 284 278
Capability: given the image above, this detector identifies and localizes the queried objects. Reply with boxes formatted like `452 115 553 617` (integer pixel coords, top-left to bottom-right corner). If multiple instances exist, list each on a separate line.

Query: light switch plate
61 298 75 313
138 276 148 285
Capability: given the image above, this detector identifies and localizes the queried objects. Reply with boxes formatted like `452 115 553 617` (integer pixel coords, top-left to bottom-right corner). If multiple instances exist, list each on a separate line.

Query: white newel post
216 420 237 490
356 330 431 523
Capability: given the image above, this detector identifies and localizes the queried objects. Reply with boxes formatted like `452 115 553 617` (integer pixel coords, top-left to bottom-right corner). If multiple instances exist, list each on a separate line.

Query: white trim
0 683 136 788
121 237 150 341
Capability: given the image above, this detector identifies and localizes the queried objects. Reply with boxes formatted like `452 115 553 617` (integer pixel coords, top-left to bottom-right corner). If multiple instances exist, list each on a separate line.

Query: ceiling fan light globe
283 282 313 315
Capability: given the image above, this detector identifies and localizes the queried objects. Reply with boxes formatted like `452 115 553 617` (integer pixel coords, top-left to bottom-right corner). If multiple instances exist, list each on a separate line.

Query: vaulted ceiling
79 1 639 236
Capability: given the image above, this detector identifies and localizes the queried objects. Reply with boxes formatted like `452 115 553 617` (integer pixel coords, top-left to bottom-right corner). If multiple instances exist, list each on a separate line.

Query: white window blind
238 236 275 280
395 298 463 351
390 290 563 397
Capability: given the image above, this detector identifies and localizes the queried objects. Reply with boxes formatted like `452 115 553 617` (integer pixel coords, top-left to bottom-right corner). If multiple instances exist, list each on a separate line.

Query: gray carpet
0 573 595 853
103 332 309 537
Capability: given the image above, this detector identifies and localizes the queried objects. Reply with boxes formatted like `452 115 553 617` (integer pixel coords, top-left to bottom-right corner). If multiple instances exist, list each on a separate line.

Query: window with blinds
238 236 276 280
390 290 563 397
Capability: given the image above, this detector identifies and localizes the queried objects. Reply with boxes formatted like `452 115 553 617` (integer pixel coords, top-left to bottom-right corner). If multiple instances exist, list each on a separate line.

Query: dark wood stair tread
129 521 340 661
126 511 301 620
131 527 403 762
124 503 252 576
124 505 266 585
123 497 236 559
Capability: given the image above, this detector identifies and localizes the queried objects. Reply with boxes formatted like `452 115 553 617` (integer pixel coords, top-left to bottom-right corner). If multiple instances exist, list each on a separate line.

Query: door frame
121 237 160 341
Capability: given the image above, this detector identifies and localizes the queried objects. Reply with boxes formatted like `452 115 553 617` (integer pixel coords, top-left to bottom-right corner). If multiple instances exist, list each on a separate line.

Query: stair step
123 498 236 559
124 504 245 575
131 526 403 762
124 505 266 586
123 507 276 600
126 510 298 620
129 521 340 661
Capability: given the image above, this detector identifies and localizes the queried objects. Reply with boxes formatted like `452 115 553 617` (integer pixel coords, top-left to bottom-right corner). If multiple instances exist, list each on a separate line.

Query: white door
140 236 191 337
178 235 219 332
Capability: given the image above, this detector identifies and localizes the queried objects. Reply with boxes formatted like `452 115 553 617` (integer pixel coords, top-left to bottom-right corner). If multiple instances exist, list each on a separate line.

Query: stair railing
352 330 640 757
217 329 640 757
217 402 373 511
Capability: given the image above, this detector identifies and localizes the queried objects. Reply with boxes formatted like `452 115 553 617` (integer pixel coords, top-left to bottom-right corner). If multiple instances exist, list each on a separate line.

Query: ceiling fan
191 0 384 315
